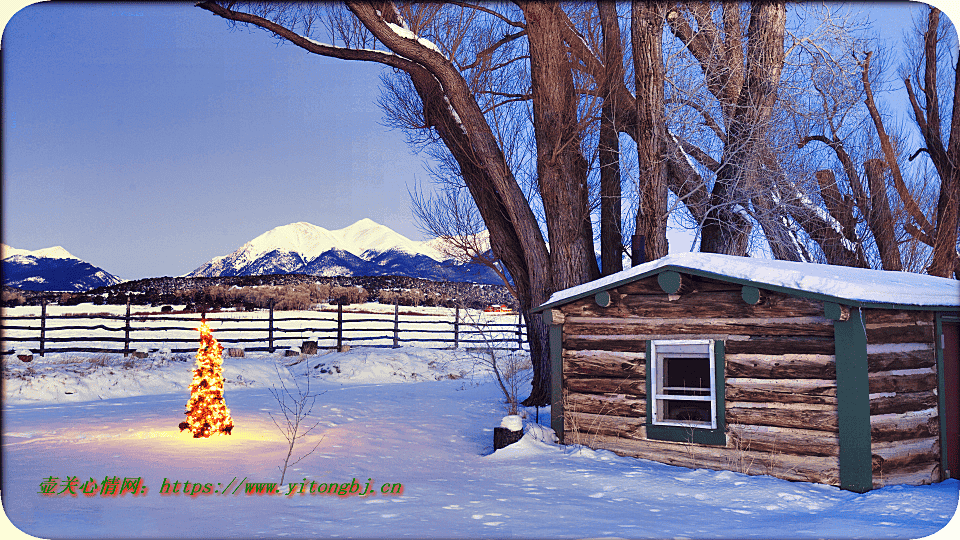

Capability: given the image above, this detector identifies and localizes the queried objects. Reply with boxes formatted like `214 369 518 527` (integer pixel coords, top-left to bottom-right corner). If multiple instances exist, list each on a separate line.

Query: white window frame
650 339 717 429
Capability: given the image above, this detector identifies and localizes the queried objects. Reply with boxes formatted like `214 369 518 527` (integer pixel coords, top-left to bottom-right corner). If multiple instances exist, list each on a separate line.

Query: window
649 340 718 430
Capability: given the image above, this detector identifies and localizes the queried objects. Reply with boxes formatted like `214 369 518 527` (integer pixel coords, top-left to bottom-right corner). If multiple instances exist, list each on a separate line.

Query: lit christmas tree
179 320 234 438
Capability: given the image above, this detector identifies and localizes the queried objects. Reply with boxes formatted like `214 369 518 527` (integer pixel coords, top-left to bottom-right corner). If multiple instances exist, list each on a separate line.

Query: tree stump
227 348 245 358
284 348 300 357
493 427 523 450
301 341 318 355
17 353 33 363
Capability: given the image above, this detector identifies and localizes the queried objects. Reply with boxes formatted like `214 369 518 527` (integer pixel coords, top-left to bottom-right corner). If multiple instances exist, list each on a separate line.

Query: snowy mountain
187 220 504 284
1 244 122 292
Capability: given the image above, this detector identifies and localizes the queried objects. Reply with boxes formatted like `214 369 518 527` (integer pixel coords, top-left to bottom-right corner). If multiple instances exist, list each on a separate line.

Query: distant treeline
1 274 517 311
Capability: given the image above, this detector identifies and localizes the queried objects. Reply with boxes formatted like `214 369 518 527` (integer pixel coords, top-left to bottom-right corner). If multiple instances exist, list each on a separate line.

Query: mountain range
2 219 503 292
1 244 122 292
187 219 503 284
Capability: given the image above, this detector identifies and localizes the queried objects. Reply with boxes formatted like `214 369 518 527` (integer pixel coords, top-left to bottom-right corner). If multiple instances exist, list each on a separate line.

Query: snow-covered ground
2 314 958 538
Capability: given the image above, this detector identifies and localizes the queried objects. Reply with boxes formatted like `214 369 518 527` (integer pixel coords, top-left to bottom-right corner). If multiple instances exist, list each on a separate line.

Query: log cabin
534 253 959 492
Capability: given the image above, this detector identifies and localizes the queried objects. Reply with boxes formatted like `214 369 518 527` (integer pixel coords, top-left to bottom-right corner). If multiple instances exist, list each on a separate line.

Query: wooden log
726 401 839 432
725 353 836 379
726 377 837 405
873 461 939 488
564 336 649 353
227 348 245 358
565 376 646 397
870 409 939 443
563 390 646 417
867 347 936 372
868 369 938 394
616 276 673 295
866 324 934 344
544 309 565 325
561 289 824 320
617 275 743 295
564 410 647 442
729 424 839 456
562 316 835 339
584 433 840 486
493 427 524 450
724 337 836 355
871 437 940 471
563 350 645 378
869 390 939 415
564 334 835 355
864 310 935 325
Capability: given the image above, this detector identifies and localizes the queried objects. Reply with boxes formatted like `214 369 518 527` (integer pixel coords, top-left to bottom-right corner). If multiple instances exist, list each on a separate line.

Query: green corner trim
644 340 726 447
935 314 947 478
549 323 564 444
834 307 872 492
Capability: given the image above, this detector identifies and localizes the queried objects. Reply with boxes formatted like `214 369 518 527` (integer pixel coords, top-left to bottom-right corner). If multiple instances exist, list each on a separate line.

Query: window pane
661 399 711 423
664 357 710 394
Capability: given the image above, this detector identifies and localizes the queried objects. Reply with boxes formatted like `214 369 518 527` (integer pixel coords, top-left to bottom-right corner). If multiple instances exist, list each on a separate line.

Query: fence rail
1 301 528 357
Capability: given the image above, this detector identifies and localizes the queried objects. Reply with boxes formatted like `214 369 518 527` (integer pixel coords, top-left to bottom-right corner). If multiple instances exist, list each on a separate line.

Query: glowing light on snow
179 320 234 438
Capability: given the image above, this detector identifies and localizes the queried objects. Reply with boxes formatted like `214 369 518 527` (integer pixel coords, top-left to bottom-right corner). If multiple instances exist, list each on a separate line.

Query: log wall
559 274 842 486
865 309 941 488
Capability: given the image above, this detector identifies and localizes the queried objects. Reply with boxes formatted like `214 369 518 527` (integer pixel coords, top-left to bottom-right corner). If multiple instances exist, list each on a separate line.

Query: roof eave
533 264 959 313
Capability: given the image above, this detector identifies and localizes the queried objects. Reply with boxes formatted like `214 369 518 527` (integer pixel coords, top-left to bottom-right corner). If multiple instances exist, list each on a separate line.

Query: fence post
454 306 459 349
124 297 131 357
393 302 399 348
268 302 275 353
39 300 47 357
337 302 343 351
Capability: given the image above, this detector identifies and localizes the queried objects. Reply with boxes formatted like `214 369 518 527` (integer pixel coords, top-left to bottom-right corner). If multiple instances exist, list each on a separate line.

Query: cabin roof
537 253 960 312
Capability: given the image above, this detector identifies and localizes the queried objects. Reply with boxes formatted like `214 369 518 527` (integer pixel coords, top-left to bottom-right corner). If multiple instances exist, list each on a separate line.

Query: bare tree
797 6 959 278
410 184 518 299
269 364 325 486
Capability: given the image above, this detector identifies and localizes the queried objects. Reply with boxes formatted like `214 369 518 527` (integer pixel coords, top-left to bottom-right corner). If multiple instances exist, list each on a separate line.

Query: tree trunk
700 1 786 256
522 2 600 291
599 1 623 276
631 1 669 261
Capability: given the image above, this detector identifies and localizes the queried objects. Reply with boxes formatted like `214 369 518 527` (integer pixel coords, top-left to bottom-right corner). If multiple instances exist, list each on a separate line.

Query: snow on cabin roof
538 252 960 310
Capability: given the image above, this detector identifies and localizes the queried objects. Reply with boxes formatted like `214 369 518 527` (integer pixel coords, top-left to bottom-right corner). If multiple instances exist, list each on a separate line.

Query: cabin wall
558 274 842 486
865 309 940 488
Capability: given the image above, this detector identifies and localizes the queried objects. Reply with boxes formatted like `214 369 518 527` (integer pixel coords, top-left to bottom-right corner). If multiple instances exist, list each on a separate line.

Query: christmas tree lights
179 320 234 438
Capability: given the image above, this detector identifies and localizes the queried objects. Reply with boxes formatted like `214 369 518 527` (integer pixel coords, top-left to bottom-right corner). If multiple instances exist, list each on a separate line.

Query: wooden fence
1 302 528 357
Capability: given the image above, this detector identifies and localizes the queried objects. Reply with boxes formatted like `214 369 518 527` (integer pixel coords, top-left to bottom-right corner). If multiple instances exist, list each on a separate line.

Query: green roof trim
534 264 959 313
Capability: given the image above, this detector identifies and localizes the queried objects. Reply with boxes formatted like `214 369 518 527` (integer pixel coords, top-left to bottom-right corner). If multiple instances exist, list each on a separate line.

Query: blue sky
1 1 955 280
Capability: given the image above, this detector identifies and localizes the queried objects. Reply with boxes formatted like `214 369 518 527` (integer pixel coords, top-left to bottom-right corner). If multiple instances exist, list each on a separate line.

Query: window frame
650 339 717 429
645 339 726 446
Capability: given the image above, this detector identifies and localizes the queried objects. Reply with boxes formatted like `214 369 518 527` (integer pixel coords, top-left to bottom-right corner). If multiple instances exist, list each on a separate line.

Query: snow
385 21 444 56
210 219 447 272
2 305 958 539
499 415 522 431
2 244 78 261
543 252 960 308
